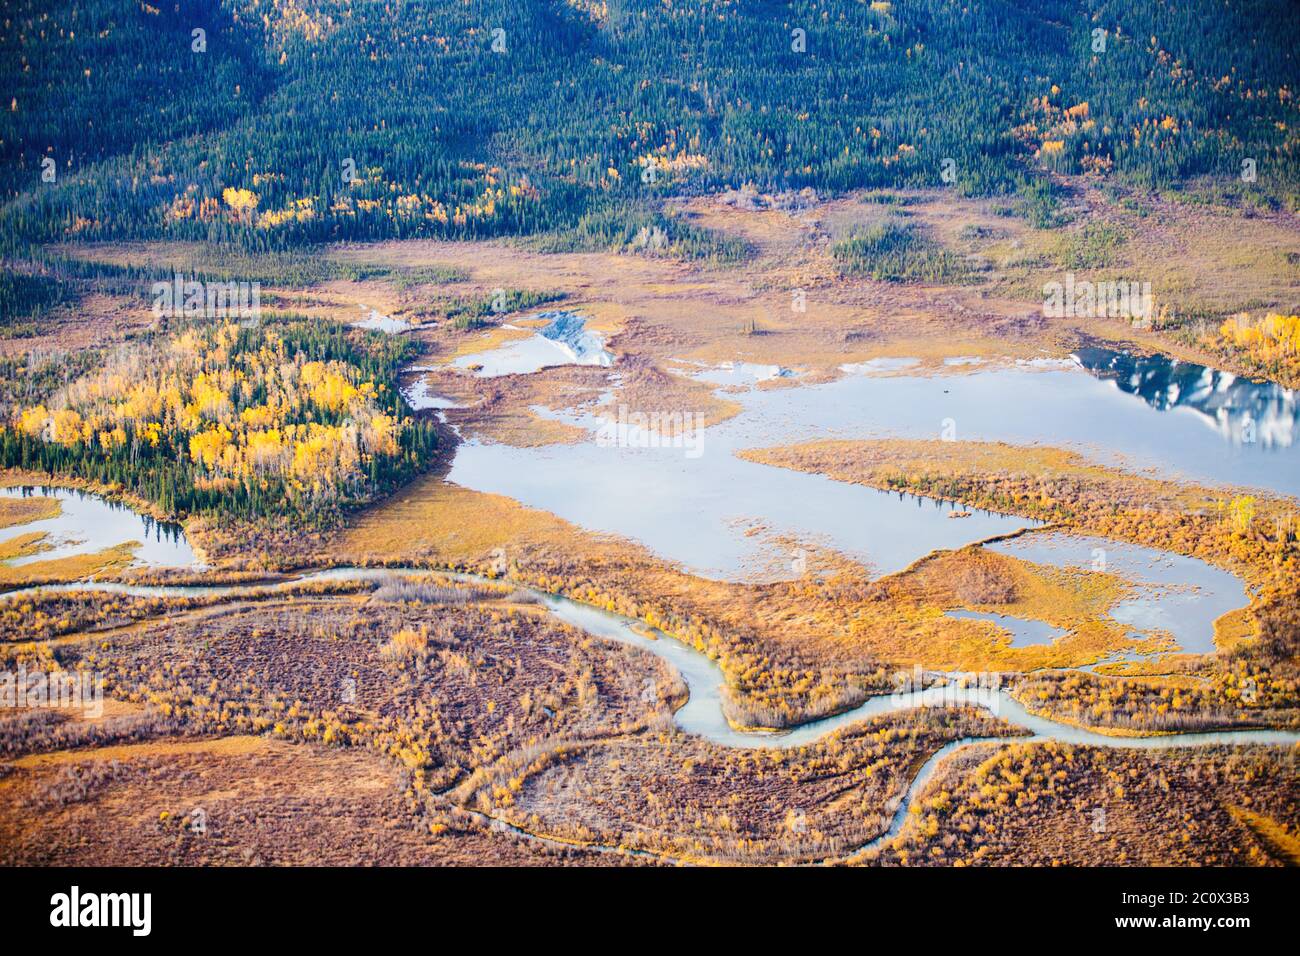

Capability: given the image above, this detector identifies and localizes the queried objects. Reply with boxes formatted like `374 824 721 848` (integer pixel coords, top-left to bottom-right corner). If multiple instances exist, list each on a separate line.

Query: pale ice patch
353 306 412 334
839 357 922 375
453 311 613 377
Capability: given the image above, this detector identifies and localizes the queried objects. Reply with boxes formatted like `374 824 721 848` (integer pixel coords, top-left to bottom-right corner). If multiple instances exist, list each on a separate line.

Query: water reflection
447 345 1300 580
725 350 1298 496
449 422 1037 582
0 486 198 570
1073 346 1297 449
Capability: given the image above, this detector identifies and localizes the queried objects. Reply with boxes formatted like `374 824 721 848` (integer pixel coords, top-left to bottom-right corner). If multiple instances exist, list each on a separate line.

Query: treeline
2 0 1297 254
528 201 752 262
430 289 568 331
0 271 74 336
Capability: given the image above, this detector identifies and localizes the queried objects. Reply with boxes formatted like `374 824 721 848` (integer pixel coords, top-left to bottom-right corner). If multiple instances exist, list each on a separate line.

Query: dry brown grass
472 706 1024 865
0 734 610 865
0 531 48 562
0 542 138 590
0 495 59 530
858 741 1300 867
337 477 615 565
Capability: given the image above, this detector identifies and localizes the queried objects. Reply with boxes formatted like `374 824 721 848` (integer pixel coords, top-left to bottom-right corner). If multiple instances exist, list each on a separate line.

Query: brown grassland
3 183 1298 866
0 496 60 530
2 583 1025 865
857 741 1299 867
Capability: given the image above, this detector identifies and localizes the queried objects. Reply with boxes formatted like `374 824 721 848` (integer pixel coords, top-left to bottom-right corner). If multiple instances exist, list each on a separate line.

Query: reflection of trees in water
1073 347 1298 449
139 513 185 545
12 485 187 544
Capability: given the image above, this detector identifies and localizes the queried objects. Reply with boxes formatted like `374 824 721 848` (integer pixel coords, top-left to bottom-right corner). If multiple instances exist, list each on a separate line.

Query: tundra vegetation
2 0 1299 868
0 583 1013 865
2 571 1295 866
857 742 1299 867
741 440 1300 732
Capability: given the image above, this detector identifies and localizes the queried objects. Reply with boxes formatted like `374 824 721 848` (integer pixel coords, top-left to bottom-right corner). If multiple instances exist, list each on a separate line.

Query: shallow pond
683 360 798 387
944 608 1069 647
447 346 1300 580
718 348 1298 497
0 487 199 572
450 434 1034 580
452 345 1294 567
401 376 461 411
986 531 1249 656
352 307 412 334
444 345 1284 642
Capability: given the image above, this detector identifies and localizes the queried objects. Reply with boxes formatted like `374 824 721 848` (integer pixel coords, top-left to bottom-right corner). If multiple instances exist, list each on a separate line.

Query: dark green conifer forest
2 0 1295 257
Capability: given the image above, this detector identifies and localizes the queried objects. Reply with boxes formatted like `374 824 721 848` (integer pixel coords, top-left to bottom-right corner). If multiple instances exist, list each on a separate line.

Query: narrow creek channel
9 562 1297 861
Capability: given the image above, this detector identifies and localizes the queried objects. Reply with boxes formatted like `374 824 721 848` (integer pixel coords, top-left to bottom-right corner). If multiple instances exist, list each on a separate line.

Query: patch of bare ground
0 290 155 358
0 735 608 865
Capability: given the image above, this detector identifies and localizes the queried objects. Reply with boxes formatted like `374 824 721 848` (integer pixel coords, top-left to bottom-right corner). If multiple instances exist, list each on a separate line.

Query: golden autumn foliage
2 319 429 518
221 187 260 222
1219 313 1300 353
1207 313 1300 384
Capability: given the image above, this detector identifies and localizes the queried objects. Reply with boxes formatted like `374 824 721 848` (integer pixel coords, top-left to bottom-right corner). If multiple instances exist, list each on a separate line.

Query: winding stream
6 554 1298 860
3 324 1295 859
11 566 1296 751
